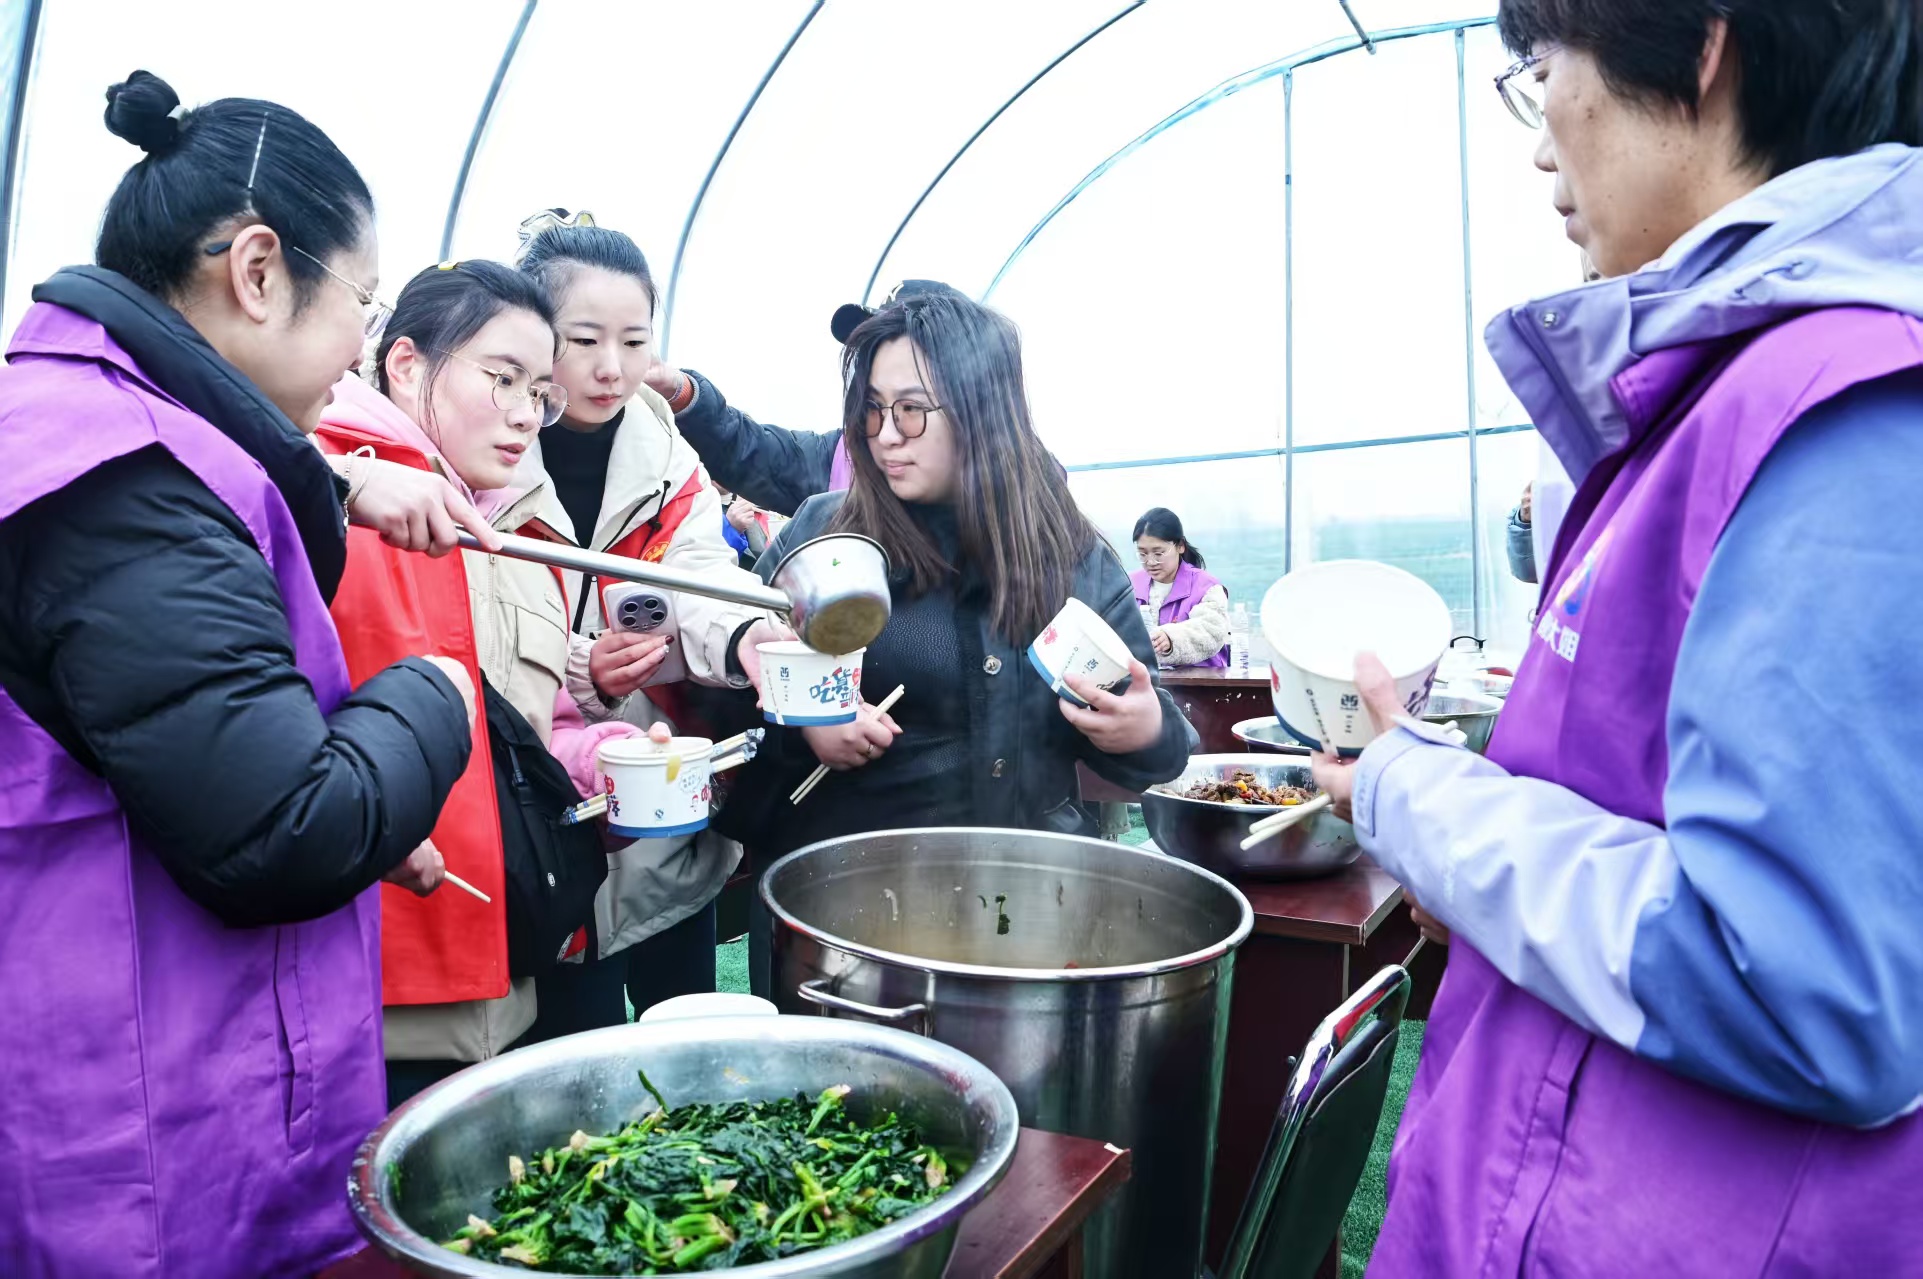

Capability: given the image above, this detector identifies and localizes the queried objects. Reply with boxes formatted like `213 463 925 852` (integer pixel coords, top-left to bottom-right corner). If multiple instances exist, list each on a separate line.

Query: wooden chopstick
1237 793 1334 851
790 684 906 805
442 871 492 903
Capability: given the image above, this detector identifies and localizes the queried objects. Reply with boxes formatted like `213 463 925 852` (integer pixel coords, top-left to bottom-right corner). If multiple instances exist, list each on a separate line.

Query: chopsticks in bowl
1238 793 1335 851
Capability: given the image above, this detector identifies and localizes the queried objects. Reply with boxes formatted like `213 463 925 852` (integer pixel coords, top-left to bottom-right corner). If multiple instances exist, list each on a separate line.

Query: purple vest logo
1538 526 1615 665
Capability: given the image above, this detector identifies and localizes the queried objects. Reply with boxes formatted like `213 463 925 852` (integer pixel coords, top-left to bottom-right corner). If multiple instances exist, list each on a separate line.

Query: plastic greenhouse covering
0 0 1580 654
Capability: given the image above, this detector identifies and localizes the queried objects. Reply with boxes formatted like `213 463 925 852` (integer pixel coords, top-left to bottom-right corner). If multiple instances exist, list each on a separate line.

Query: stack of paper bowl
1259 561 1453 756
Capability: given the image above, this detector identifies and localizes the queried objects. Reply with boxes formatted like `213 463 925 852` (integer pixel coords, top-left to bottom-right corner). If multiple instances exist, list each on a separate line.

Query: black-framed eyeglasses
443 351 570 428
863 399 943 439
203 238 395 339
1495 47 1557 129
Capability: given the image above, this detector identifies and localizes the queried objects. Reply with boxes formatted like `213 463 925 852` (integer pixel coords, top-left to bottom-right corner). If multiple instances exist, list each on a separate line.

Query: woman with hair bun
0 72 487 1276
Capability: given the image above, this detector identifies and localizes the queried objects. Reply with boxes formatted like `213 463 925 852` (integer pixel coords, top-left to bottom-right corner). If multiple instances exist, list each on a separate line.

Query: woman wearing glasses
512 214 788 1034
1131 507 1230 669
742 290 1193 862
0 74 491 1277
317 259 660 1102
1309 3 1923 1275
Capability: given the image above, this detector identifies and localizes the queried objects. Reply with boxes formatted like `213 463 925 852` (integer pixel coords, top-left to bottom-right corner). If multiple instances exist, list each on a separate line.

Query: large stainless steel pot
1141 754 1361 879
348 1016 1019 1278
763 828 1255 1279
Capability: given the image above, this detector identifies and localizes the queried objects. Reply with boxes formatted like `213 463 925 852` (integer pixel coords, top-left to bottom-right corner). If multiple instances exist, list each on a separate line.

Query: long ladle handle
454 530 793 615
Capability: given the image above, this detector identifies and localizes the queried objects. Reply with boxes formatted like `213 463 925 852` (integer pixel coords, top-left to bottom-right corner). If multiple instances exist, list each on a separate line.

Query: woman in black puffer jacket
730 294 1195 986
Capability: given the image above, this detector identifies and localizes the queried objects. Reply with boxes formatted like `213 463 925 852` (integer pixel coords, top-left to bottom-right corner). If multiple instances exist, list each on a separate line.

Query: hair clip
437 259 462 271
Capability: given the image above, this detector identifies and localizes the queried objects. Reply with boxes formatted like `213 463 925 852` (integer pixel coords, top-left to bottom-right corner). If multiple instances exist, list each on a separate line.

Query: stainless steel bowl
769 535 892 654
349 1016 1019 1278
1422 692 1503 754
1230 716 1312 754
1141 754 1361 880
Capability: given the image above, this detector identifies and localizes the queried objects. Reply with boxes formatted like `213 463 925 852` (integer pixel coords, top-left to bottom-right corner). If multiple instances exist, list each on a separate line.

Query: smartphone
603 582 687 687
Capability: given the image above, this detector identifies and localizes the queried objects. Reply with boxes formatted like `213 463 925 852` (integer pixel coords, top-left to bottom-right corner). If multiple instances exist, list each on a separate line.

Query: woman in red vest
513 212 787 1035
318 260 658 1102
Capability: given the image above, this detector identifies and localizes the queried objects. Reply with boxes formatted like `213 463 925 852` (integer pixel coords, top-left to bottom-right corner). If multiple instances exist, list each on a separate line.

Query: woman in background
1130 507 1230 669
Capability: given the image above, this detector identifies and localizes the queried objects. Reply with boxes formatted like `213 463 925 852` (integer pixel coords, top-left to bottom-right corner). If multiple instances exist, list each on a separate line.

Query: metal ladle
447 529 893 653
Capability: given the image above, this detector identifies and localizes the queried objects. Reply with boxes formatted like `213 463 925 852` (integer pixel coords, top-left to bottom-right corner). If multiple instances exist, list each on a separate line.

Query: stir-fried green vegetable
442 1072 955 1272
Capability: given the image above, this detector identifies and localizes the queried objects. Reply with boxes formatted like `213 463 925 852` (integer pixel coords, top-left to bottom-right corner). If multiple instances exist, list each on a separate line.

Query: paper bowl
759 640 865 726
1027 597 1132 708
1259 561 1452 756
596 736 715 839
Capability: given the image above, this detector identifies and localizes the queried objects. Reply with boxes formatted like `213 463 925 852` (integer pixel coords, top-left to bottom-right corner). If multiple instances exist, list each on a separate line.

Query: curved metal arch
657 0 824 360
0 0 47 313
982 16 1497 300
860 0 1145 307
440 0 538 260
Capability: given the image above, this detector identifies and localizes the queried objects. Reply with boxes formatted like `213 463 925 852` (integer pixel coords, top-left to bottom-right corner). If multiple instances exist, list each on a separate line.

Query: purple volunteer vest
0 304 386 1278
1368 307 1923 1277
1132 561 1230 667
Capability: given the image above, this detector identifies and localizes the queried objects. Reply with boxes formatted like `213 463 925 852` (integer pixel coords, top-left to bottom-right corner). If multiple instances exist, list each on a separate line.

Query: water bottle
1230 603 1251 672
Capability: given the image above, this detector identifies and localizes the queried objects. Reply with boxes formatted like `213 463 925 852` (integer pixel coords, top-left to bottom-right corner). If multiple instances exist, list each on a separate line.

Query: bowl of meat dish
1140 754 1361 880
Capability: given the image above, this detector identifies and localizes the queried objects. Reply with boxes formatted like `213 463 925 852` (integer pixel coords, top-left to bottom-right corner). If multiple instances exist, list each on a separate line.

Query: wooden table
1161 666 1277 755
319 1128 1129 1279
1201 855 1440 1278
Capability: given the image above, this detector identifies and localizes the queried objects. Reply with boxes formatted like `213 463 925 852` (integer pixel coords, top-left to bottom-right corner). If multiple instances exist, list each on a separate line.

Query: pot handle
796 979 928 1035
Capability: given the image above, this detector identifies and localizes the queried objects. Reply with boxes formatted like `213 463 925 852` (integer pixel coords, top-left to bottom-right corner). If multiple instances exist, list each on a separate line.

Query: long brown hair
829 293 1098 645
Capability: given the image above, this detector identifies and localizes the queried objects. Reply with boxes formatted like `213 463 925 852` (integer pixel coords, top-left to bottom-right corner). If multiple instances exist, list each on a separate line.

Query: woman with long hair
745 292 1194 857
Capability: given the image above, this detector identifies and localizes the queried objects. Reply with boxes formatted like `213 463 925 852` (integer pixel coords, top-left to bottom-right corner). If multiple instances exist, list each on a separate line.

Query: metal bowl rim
1146 753 1326 815
1228 716 1312 754
768 533 890 585
761 826 1255 984
349 1015 1020 1278
1420 691 1504 719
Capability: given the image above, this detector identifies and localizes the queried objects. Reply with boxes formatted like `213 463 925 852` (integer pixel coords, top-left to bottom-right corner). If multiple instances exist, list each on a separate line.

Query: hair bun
104 71 182 155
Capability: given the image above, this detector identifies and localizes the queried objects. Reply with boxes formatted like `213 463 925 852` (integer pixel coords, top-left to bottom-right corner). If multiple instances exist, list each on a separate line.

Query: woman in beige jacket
516 212 786 1035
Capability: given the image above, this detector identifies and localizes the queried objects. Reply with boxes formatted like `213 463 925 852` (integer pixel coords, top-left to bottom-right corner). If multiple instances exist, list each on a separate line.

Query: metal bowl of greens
349 1016 1020 1278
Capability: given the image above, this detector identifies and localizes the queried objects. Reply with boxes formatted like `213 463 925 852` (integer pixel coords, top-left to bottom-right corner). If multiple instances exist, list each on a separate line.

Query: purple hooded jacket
1352 145 1923 1275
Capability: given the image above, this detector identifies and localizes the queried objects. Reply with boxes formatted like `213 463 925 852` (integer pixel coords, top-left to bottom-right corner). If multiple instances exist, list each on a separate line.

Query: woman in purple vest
0 73 498 1278
1130 507 1230 668
1311 4 1923 1275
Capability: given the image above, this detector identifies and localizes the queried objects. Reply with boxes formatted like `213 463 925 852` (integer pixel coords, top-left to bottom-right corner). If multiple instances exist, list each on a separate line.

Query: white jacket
525 385 768 956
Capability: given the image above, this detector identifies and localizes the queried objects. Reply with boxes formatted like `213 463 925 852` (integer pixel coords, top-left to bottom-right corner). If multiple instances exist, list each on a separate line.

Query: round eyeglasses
443 352 570 428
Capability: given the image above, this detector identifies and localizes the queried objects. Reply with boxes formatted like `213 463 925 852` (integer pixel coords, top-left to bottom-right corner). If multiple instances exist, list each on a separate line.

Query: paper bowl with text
597 736 717 839
1259 561 1452 756
1028 597 1132 708
758 640 864 725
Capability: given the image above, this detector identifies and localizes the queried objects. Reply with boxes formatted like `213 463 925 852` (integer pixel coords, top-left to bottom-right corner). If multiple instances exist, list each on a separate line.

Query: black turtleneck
541 413 622 547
